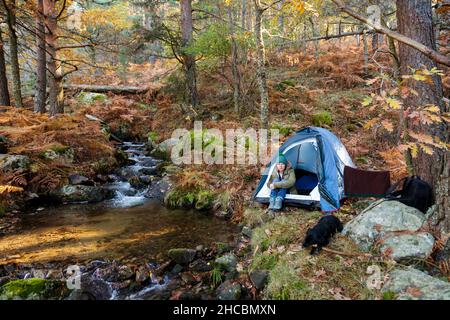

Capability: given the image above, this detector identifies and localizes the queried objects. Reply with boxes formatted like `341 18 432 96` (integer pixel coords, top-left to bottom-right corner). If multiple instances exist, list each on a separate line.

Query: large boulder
382 267 450 300
343 200 427 251
380 233 435 262
0 154 30 172
51 185 114 203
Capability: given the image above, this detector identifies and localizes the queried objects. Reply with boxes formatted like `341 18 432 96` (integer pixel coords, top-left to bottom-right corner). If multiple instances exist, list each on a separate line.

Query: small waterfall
105 142 161 208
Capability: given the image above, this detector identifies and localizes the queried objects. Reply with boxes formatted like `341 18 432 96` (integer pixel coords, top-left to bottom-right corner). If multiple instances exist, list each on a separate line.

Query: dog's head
302 228 315 248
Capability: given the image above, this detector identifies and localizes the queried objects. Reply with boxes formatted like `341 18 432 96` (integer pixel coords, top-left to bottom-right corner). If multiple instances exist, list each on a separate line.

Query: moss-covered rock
164 187 215 210
0 278 69 300
77 92 108 104
39 144 74 162
168 248 197 265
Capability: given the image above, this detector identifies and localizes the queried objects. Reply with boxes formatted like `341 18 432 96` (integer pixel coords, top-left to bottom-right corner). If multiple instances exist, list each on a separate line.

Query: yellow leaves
0 185 23 195
412 73 427 82
386 97 402 110
410 143 419 158
424 105 440 113
361 95 373 107
419 144 434 155
292 0 306 13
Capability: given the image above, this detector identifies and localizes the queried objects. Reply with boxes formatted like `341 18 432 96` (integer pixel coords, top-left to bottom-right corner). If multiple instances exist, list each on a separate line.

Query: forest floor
1 40 449 299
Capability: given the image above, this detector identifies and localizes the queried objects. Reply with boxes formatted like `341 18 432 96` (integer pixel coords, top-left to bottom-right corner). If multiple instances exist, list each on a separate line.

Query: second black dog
302 215 343 255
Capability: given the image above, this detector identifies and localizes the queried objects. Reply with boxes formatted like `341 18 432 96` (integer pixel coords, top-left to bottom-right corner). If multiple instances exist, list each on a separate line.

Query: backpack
385 176 433 213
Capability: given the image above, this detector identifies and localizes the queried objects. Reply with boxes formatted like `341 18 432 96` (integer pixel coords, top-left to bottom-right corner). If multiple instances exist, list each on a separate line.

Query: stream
0 142 241 300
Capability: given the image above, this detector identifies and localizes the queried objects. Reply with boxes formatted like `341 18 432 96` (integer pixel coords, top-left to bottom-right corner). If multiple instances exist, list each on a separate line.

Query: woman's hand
269 183 274 189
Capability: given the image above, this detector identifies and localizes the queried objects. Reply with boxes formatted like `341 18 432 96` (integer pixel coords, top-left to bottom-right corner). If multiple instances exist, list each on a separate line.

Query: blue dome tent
253 127 355 212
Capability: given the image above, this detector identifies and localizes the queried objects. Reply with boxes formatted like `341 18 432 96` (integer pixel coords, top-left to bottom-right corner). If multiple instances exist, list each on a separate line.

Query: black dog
302 215 343 255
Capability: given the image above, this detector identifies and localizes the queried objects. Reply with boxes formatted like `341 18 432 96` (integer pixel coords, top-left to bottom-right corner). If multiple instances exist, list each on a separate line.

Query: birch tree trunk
254 0 269 128
34 0 47 113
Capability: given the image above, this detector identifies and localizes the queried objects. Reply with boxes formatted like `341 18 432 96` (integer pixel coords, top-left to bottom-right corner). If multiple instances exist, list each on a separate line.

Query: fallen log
63 84 149 94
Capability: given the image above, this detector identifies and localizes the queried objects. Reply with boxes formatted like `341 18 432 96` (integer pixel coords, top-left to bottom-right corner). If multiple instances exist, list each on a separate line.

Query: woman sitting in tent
267 153 297 210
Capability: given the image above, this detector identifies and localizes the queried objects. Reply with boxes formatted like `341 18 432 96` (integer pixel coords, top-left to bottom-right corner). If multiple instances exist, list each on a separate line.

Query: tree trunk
371 32 378 52
34 0 46 113
309 17 319 63
0 29 10 107
277 0 285 35
180 0 199 109
63 84 150 94
363 30 369 75
254 0 269 128
45 0 64 116
396 0 449 231
241 0 246 30
3 0 23 108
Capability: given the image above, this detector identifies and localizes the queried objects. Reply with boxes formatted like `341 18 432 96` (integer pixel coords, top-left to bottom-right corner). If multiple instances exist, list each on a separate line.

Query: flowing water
0 142 239 266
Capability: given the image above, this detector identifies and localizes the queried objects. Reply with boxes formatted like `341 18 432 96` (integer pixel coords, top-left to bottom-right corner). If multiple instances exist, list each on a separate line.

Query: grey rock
168 248 197 265
343 200 426 251
145 176 172 201
216 281 241 300
382 267 450 300
0 155 30 172
138 175 152 185
77 275 112 300
380 233 435 261
215 254 237 272
138 167 157 175
249 270 269 290
51 185 114 203
68 174 92 186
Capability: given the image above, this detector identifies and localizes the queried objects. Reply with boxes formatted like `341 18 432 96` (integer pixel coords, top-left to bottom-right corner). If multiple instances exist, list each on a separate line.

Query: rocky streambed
0 142 254 300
